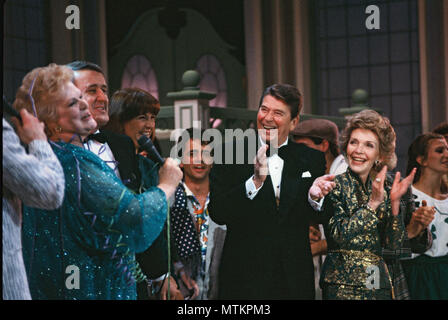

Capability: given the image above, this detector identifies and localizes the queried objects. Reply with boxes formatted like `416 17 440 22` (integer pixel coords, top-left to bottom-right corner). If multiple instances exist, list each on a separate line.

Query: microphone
3 95 22 123
138 135 165 165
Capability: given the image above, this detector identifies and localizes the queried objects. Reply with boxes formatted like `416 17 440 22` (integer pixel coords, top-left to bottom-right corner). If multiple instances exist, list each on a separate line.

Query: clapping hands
407 200 436 239
309 174 336 201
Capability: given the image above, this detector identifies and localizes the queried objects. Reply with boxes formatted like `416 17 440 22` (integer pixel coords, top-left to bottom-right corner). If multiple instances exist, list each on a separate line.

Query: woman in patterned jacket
318 110 416 299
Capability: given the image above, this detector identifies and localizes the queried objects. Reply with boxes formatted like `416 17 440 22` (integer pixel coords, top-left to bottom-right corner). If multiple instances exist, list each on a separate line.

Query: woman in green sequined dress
311 110 416 300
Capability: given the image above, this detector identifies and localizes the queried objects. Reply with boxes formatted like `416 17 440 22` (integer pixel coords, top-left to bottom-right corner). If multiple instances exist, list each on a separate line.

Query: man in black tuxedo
67 61 181 299
208 84 327 299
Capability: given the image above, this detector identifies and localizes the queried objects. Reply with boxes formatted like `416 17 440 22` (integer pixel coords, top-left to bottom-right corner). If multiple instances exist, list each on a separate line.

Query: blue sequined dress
22 141 167 300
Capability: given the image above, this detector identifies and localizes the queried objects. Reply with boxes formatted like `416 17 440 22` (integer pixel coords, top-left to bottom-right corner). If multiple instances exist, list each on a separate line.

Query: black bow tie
84 132 107 144
268 145 287 158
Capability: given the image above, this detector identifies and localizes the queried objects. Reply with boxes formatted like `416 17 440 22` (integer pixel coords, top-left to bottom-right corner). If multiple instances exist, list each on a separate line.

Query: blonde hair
340 109 397 172
13 63 74 127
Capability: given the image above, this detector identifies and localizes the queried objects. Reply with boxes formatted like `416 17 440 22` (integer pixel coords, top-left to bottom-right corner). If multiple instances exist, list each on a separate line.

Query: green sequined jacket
320 168 406 290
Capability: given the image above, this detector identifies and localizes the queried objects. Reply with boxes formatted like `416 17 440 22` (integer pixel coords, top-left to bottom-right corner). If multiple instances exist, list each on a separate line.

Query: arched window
196 55 227 107
121 55 159 99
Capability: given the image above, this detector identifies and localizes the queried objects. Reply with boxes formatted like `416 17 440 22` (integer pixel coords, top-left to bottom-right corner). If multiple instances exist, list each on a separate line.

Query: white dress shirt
245 138 324 212
245 137 287 200
329 154 348 176
83 130 121 180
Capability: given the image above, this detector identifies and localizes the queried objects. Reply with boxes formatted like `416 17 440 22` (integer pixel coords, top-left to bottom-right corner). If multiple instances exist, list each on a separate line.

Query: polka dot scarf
170 184 202 277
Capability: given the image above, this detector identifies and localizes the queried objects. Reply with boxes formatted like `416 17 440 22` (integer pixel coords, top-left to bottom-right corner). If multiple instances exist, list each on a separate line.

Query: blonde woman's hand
368 165 387 211
390 168 417 202
390 168 417 216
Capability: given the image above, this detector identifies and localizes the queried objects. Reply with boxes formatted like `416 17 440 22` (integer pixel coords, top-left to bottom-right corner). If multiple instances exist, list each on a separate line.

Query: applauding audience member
402 133 448 300
313 110 416 299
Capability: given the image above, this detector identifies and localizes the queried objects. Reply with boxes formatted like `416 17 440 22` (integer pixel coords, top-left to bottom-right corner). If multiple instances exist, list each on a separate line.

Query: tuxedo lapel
100 130 140 191
259 174 277 209
278 144 311 218
278 145 299 216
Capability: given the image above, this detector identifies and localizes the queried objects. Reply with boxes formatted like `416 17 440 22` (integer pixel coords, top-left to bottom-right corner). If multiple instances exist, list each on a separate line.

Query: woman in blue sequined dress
14 64 182 299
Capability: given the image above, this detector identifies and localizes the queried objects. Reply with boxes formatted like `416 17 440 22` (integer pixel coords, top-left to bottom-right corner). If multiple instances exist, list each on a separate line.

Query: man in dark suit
208 84 327 299
67 61 181 299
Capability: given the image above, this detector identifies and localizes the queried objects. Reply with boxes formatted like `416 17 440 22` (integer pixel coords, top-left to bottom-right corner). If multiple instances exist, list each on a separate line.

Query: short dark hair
310 137 340 158
328 142 340 158
66 61 104 75
433 122 448 136
294 136 340 158
309 136 323 145
176 127 212 158
106 87 160 134
406 132 445 184
258 84 302 119
177 128 210 145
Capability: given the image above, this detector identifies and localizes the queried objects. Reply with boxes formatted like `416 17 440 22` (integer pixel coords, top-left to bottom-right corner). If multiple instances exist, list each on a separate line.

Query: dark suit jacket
101 130 141 191
100 129 168 297
208 138 326 299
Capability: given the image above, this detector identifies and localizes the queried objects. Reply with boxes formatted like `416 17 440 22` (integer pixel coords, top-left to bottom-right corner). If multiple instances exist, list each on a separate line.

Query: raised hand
407 200 436 238
253 144 268 188
390 168 417 202
390 167 417 216
11 108 47 144
309 174 336 201
368 165 388 211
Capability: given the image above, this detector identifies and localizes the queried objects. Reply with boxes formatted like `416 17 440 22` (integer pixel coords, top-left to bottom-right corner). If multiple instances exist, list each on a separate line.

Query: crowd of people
3 61 448 300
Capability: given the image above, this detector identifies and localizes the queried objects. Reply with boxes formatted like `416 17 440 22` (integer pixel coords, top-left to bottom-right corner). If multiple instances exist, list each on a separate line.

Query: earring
374 160 381 169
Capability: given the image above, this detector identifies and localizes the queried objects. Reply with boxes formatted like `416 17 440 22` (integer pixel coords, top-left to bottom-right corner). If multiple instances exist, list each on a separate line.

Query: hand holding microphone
158 158 183 199
137 135 183 198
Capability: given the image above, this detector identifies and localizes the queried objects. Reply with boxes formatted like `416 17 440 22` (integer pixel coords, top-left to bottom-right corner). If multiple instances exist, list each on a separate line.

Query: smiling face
346 128 382 183
257 95 298 146
73 69 109 128
180 139 213 183
419 138 448 175
123 111 157 150
49 81 97 138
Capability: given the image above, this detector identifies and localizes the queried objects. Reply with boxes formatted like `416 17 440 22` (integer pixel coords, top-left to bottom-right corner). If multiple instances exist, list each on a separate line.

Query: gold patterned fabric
320 168 406 300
